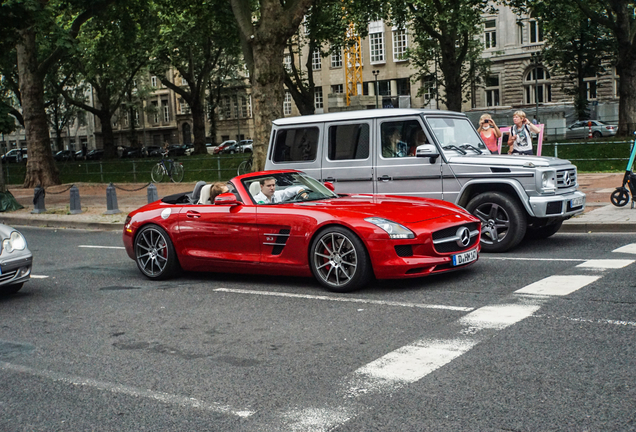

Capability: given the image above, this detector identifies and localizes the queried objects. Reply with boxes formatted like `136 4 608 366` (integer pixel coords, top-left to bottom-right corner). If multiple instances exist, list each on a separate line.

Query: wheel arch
457 180 534 217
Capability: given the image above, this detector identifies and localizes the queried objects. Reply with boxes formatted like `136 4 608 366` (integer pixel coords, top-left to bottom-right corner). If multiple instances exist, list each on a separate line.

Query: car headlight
3 231 27 253
365 217 415 239
539 170 556 193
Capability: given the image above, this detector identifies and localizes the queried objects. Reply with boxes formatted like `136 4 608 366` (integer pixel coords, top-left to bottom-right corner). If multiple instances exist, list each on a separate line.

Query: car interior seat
190 181 207 204
198 184 213 204
249 181 261 199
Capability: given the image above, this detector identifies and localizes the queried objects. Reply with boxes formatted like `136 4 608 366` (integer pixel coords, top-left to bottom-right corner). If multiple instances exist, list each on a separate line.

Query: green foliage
0 104 17 135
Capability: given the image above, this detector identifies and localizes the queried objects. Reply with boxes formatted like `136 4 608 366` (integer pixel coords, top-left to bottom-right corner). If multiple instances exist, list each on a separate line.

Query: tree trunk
17 27 60 188
440 54 463 112
190 99 207 155
98 112 117 159
250 40 285 171
616 50 636 136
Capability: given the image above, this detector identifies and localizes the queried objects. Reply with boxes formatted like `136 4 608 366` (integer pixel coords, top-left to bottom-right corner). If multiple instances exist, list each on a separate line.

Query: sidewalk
1 173 635 232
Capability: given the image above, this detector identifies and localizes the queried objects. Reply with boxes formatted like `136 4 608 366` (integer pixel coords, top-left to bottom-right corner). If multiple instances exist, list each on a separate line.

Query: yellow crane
344 23 363 106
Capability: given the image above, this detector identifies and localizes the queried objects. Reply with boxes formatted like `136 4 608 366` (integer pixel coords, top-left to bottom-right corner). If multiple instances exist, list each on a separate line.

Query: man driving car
252 177 307 204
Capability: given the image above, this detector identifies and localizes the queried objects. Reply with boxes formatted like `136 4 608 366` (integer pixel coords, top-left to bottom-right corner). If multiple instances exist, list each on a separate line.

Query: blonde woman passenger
477 114 502 153
508 110 540 155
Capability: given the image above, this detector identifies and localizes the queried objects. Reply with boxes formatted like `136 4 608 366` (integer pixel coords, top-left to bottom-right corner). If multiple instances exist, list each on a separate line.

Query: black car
85 149 104 160
54 150 76 161
120 146 144 158
146 146 162 157
167 144 186 157
2 149 27 163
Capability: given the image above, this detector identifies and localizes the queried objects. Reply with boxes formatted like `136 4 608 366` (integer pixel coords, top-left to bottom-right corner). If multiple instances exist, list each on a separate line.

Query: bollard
104 183 121 214
147 183 159 203
69 184 82 214
31 185 46 214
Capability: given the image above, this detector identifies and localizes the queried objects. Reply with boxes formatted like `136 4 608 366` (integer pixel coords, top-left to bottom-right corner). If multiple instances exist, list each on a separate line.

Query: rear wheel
134 225 180 280
237 159 252 176
592 131 602 138
171 163 184 183
611 188 630 207
151 164 165 183
310 226 371 292
466 192 527 253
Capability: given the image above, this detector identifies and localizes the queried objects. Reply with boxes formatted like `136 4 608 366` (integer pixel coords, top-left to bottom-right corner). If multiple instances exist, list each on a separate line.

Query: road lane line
534 314 636 327
213 288 474 312
458 304 542 330
613 243 636 255
481 257 584 262
576 259 635 269
515 275 600 296
78 245 125 250
0 361 254 418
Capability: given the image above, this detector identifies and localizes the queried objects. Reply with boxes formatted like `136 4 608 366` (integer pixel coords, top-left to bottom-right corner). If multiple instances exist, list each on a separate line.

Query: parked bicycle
151 151 184 183
237 153 253 175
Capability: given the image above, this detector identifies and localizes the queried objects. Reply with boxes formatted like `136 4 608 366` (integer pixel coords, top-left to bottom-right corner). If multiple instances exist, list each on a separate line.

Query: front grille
432 222 480 253
546 201 563 215
394 245 413 257
0 270 17 283
557 168 577 189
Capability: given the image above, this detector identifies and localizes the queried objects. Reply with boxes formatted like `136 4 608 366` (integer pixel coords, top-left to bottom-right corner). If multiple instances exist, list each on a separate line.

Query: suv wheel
466 192 527 253
525 220 563 239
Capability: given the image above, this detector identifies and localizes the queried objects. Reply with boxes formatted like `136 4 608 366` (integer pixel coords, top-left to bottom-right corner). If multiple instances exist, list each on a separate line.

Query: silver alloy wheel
135 227 169 276
473 202 510 245
312 231 358 288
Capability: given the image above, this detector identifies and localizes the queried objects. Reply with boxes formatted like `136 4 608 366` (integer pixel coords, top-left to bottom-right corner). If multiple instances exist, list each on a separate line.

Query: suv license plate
570 196 584 207
452 248 478 266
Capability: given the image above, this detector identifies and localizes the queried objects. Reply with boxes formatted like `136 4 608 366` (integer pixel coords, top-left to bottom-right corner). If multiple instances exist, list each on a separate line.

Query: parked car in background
184 143 195 156
206 143 217 154
221 142 243 154
2 149 27 163
213 140 236 154
54 150 76 161
120 146 144 158
566 120 618 139
146 146 162 157
239 139 253 153
167 144 186 157
0 223 32 295
85 149 104 160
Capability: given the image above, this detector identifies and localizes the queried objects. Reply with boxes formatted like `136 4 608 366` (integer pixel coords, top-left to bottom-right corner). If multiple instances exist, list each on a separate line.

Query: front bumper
529 190 586 218
0 251 33 286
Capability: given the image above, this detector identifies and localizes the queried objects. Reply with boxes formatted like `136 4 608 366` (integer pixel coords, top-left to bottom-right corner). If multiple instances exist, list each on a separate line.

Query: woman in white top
508 110 540 155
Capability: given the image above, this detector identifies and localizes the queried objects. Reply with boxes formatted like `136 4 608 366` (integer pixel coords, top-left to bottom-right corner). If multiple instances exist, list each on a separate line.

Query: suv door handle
186 210 201 219
378 175 392 181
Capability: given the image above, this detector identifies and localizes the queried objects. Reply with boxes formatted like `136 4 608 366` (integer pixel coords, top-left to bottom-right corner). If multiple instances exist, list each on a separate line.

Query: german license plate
452 248 478 266
570 196 584 207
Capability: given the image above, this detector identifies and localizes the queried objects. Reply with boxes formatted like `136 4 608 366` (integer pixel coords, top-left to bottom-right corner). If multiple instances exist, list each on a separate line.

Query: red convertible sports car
123 170 481 292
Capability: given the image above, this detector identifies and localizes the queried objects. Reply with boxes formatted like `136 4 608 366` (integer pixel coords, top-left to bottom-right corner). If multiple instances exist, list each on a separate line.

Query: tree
3 0 117 187
151 0 241 156
230 0 314 171
44 72 82 151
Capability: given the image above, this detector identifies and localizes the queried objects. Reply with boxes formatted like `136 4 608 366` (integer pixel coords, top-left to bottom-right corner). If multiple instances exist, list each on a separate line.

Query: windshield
243 172 338 205
427 117 492 156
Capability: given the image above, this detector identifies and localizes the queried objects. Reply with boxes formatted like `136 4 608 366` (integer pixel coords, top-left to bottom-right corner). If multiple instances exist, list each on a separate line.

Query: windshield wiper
442 145 467 155
459 144 483 154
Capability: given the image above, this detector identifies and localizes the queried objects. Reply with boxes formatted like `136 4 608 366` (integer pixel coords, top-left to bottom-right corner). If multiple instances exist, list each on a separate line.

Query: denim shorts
512 150 534 155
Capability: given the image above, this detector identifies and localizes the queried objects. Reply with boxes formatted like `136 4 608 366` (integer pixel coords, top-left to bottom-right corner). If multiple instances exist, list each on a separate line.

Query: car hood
447 153 573 168
297 195 469 224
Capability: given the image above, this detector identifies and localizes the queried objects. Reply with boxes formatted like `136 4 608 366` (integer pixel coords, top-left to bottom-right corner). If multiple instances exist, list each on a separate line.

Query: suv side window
272 127 319 163
327 123 369 160
380 120 425 158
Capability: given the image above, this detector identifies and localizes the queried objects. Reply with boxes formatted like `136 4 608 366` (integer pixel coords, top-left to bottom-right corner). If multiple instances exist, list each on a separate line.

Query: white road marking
458 304 541 331
0 361 254 418
576 259 635 269
613 243 636 255
515 275 600 296
481 257 585 262
78 245 125 250
534 314 636 327
213 288 473 312
279 407 355 432
30 275 49 279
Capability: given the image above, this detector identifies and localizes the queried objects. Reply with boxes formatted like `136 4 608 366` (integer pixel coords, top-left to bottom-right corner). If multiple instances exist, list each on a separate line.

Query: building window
585 78 597 100
524 66 552 104
484 20 496 49
284 54 292 71
614 68 620 98
134 110 139 127
392 29 408 61
312 49 321 70
283 91 292 115
241 96 248 118
314 86 323 109
179 98 190 114
151 100 159 123
151 76 157 87
331 49 342 68
331 84 344 94
369 32 385 64
224 97 232 119
485 75 500 107
529 19 543 43
123 107 129 127
163 101 169 123
421 76 435 104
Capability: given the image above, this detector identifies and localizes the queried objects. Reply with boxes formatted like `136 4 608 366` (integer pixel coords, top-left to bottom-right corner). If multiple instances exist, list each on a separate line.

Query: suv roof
272 109 466 126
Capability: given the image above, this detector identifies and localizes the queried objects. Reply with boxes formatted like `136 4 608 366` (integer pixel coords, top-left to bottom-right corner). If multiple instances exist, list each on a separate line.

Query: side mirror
415 144 440 163
214 192 241 206
323 182 335 191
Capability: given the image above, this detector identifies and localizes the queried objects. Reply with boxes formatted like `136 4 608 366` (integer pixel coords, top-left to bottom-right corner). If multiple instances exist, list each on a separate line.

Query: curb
0 215 125 231
560 222 636 233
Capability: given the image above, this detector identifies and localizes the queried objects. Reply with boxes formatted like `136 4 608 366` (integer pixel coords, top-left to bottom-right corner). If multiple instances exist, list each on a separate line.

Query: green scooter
610 132 636 208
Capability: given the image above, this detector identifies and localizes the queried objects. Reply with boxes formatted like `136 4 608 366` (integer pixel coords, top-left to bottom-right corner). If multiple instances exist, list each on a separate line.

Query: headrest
197 184 213 204
191 181 207 203
249 181 261 197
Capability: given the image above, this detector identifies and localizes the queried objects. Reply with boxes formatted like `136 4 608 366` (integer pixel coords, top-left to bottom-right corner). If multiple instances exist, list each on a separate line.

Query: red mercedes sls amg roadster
123 170 480 292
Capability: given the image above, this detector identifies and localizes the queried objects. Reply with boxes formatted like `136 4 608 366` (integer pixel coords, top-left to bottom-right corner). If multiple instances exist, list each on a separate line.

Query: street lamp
372 70 380 109
530 51 541 123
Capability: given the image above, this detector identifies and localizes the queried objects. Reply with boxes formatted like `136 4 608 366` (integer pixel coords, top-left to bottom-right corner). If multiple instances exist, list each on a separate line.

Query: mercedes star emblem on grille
456 227 471 247
563 171 571 186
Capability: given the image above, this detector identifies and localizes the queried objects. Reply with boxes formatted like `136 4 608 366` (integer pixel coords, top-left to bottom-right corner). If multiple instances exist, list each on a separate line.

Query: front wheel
237 159 252 176
466 192 527 253
171 163 184 183
309 226 371 292
611 188 630 207
151 163 165 183
592 131 602 138
134 225 180 280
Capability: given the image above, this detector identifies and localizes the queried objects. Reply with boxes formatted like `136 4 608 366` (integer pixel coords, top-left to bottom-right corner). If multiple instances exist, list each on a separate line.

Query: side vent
490 167 511 173
267 229 290 255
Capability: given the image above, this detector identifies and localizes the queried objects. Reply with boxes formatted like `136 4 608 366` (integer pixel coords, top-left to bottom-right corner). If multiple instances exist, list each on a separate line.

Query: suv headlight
539 170 556 193
365 217 415 239
3 231 27 253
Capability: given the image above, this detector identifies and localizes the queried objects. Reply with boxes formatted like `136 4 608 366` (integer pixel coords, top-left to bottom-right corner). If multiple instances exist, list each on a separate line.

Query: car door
374 116 443 199
320 119 374 194
255 205 309 267
568 121 584 139
177 201 259 271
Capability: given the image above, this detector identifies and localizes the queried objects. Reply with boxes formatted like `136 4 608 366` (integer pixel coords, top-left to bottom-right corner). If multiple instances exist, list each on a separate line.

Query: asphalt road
2 228 636 431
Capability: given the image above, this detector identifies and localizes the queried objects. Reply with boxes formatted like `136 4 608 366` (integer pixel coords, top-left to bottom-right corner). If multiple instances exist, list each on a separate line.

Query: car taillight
607 126 616 130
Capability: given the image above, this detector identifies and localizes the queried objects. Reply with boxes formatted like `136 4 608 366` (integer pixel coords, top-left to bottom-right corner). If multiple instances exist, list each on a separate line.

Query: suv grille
557 168 577 190
432 222 480 253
